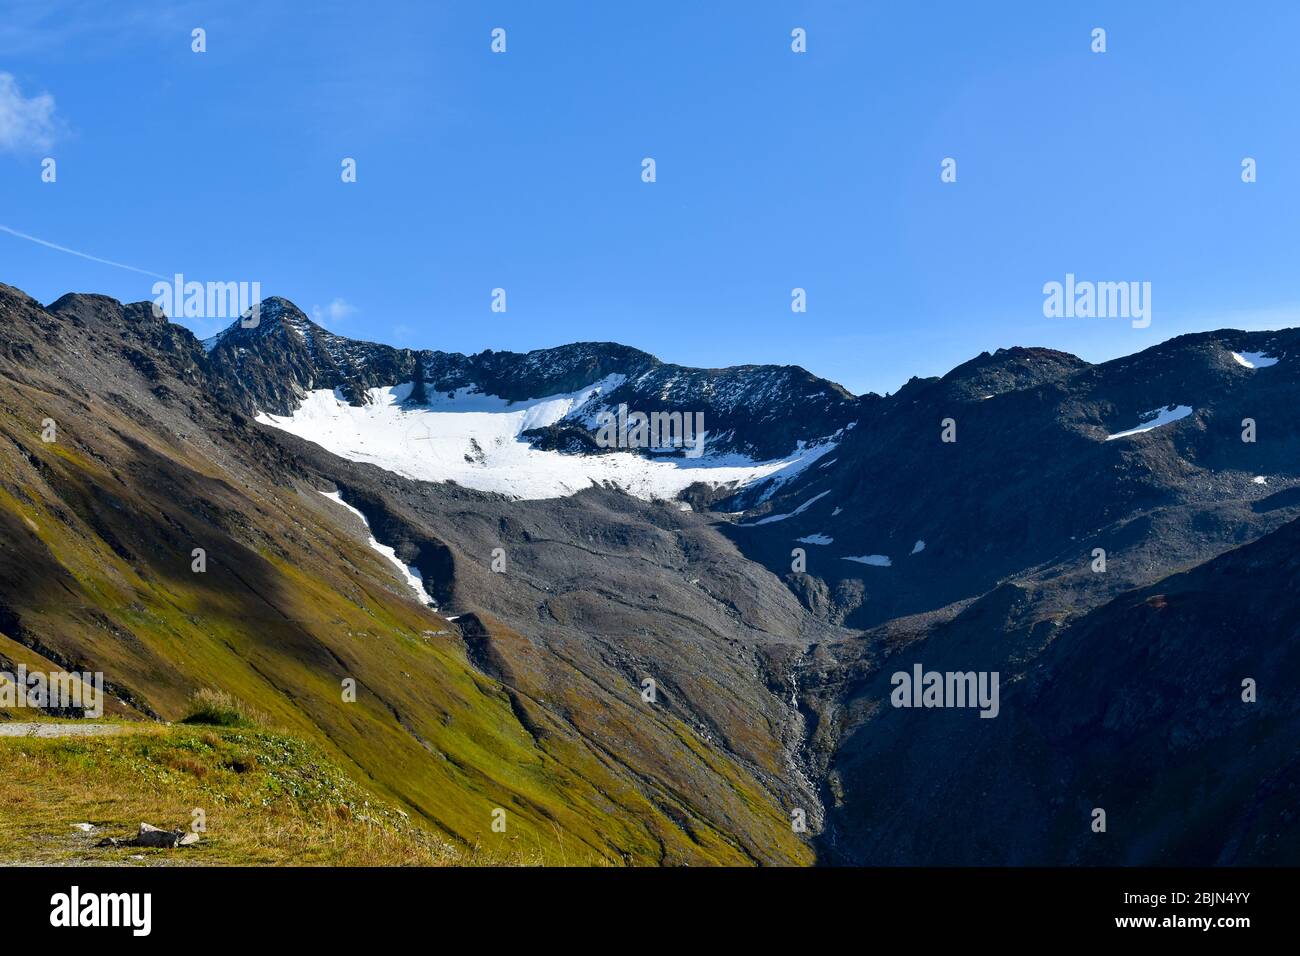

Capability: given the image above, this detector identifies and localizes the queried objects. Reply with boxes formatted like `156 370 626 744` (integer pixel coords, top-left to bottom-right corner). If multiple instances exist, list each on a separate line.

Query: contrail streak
0 224 169 280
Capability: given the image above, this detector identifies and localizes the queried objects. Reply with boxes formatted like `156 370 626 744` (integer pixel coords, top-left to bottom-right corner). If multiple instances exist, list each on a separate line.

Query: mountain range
1 280 1296 865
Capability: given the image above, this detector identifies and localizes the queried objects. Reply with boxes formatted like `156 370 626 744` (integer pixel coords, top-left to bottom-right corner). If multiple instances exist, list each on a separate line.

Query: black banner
2 866 1283 942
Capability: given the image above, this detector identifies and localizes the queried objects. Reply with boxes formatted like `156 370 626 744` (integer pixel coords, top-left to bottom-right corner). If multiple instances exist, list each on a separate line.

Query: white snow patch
1232 351 1279 369
319 491 436 607
911 539 925 554
831 506 843 516
1105 405 1193 441
1252 475 1269 485
258 380 836 501
796 533 833 545
741 489 832 526
843 554 891 567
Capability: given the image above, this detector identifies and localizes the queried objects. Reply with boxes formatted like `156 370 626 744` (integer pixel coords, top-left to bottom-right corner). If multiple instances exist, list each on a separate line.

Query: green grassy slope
0 725 484 865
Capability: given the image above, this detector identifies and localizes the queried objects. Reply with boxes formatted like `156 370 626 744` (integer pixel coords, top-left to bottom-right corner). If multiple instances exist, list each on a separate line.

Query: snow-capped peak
257 377 838 501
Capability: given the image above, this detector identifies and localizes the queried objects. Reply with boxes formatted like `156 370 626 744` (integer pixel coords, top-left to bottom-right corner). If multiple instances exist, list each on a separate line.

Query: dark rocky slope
722 332 1300 629
809 514 1300 864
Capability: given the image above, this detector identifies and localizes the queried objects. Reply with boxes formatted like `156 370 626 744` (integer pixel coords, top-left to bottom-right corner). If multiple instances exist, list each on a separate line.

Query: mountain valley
1 281 1296 865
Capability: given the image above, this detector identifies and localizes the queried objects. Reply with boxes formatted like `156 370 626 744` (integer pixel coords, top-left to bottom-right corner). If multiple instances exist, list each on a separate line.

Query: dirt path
0 722 146 738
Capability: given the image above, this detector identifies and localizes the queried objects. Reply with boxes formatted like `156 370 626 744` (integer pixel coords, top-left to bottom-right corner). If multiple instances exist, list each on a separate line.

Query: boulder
95 823 199 849
132 823 185 848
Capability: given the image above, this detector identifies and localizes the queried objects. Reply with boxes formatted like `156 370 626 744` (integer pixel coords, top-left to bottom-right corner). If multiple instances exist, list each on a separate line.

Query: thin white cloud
0 72 58 153
0 223 167 278
0 0 215 58
313 298 358 327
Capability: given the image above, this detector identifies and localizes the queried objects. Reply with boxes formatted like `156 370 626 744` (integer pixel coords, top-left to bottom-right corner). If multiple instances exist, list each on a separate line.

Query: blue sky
2 0 1298 395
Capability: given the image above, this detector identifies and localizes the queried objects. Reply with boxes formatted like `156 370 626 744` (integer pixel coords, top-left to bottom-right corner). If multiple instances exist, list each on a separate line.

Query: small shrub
223 755 257 774
180 688 265 728
167 755 209 779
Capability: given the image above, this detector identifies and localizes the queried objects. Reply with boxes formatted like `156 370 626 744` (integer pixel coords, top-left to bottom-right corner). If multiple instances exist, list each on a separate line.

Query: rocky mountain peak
194 295 858 458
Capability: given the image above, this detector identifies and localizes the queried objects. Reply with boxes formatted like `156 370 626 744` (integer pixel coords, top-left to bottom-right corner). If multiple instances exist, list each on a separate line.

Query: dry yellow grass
0 725 546 866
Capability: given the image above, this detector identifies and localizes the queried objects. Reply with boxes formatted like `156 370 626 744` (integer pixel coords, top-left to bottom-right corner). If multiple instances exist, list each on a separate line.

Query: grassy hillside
0 724 517 865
